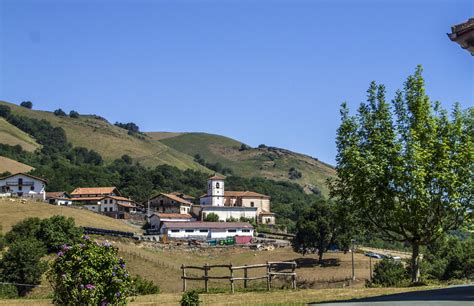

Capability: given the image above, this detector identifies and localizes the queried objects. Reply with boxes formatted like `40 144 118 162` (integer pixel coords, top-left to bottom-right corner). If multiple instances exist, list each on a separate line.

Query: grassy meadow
0 156 34 174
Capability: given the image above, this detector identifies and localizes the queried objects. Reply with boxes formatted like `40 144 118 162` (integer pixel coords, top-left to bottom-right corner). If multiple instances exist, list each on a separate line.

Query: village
0 172 278 245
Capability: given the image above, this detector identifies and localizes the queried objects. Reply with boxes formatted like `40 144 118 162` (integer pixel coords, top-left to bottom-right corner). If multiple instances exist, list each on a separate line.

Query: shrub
38 215 83 252
132 275 160 295
288 167 302 180
20 101 33 109
0 284 18 299
203 213 220 222
0 105 11 118
239 144 251 151
48 236 133 305
368 259 408 287
69 110 79 118
4 217 42 244
0 238 47 296
53 108 67 116
181 290 200 306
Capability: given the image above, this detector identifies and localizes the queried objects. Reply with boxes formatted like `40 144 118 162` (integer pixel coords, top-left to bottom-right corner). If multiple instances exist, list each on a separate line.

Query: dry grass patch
0 156 34 174
0 199 139 233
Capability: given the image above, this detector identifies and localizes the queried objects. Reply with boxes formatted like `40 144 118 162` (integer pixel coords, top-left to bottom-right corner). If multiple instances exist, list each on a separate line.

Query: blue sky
0 0 472 164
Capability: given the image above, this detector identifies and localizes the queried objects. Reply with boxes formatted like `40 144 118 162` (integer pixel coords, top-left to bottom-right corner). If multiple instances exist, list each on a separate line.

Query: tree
4 217 42 244
69 110 79 118
0 105 11 118
203 213 220 222
0 239 47 296
330 66 473 282
292 201 343 263
38 216 83 252
53 108 67 116
20 101 33 109
48 236 132 305
369 259 408 287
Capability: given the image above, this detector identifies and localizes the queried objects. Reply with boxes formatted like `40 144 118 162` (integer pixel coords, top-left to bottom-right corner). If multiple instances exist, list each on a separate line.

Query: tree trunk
411 243 421 283
318 250 324 264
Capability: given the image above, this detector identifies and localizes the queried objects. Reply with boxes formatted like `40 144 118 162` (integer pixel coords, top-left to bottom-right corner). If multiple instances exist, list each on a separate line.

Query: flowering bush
48 236 132 305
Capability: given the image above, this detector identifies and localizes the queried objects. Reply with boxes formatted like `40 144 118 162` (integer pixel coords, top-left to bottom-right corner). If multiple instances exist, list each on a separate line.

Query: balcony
6 181 35 186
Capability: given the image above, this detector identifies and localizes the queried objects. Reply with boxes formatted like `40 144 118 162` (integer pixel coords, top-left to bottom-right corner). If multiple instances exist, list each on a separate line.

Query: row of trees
53 108 80 118
302 65 472 284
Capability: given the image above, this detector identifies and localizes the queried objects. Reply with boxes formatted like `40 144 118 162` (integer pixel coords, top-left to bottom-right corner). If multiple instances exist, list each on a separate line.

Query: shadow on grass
291 257 340 269
310 285 474 304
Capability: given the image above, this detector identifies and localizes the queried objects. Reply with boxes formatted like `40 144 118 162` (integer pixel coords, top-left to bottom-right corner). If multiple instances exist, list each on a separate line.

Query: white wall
162 227 254 239
202 208 257 221
0 174 46 200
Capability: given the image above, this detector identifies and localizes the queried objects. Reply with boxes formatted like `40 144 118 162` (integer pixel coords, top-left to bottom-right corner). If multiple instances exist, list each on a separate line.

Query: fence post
204 263 209 293
181 264 187 292
230 263 235 294
266 261 271 290
244 264 248 289
291 262 296 289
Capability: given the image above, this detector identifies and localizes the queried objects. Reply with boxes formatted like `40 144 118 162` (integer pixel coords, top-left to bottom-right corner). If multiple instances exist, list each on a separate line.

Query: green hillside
0 117 40 152
158 132 336 196
0 101 210 172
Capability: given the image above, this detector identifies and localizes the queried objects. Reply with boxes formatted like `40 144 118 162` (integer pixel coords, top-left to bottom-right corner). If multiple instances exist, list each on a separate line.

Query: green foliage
193 154 233 175
204 213 220 222
20 101 33 109
226 216 238 222
368 259 408 287
69 110 79 118
422 234 474 281
0 238 47 296
292 201 347 262
5 216 83 253
37 215 83 252
0 105 11 117
180 290 200 306
48 237 133 305
54 108 67 116
239 144 251 151
114 122 140 133
331 66 473 282
132 275 160 295
4 217 42 244
288 167 302 180
0 284 18 299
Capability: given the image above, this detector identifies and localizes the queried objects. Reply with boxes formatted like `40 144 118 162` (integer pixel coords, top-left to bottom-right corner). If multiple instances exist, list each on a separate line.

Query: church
197 175 275 224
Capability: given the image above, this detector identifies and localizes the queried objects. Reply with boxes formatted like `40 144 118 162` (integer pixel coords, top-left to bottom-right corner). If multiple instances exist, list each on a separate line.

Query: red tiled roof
208 174 226 180
200 191 270 199
117 202 137 208
154 213 193 219
169 191 195 200
163 221 253 229
45 191 69 199
71 187 120 196
150 193 193 206
0 172 47 183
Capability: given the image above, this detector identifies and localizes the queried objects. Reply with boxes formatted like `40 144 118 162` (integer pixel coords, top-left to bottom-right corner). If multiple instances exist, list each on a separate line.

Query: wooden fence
181 261 297 293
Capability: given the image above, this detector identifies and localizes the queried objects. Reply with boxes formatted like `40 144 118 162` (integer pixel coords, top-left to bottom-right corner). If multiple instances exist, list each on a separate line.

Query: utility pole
351 239 356 281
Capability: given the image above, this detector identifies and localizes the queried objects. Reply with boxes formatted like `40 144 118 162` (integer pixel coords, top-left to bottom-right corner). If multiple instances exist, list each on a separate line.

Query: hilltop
0 100 335 196
156 132 335 196
0 101 209 171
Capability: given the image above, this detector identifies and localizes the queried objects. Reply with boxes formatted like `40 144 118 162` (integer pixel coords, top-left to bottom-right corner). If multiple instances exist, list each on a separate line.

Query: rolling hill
0 117 40 152
0 101 209 172
0 156 34 174
157 132 336 196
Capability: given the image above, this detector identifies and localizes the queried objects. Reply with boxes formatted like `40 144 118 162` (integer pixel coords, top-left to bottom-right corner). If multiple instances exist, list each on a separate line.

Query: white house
149 213 194 230
45 191 72 206
0 173 47 200
83 196 137 214
161 222 254 241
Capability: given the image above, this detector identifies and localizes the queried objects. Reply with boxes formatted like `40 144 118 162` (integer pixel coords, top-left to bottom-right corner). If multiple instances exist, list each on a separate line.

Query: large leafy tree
331 66 473 282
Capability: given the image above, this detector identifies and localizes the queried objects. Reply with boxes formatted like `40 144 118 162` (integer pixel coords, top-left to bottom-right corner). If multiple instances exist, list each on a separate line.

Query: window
242 229 250 233
250 202 254 207
18 186 22 191
160 200 164 205
185 229 194 233
31 186 35 191
18 178 23 185
216 182 220 189
171 229 180 233
199 229 208 233
227 229 237 233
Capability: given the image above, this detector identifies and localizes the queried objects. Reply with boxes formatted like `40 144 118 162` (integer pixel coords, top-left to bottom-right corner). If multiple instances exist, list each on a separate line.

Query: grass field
0 156 34 174
0 101 209 171
0 286 444 305
0 117 40 152
0 199 138 233
158 132 336 196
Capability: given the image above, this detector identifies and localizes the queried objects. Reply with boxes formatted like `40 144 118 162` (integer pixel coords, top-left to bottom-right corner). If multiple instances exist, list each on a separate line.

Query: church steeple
207 174 225 206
